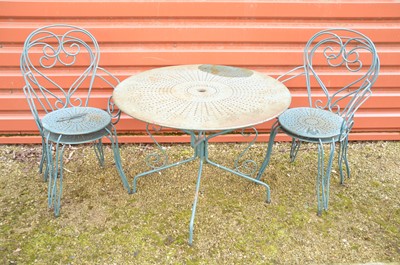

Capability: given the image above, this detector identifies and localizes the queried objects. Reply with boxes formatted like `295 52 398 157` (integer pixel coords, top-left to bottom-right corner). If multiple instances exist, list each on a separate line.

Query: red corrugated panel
0 0 399 143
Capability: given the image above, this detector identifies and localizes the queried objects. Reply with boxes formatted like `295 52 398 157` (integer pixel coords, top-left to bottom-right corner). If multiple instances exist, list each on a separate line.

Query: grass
0 141 399 264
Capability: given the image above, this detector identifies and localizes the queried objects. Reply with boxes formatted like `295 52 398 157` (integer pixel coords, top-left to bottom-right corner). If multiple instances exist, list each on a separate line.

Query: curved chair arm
277 66 306 84
108 96 121 125
96 67 122 125
339 87 372 141
96 67 120 88
23 85 45 136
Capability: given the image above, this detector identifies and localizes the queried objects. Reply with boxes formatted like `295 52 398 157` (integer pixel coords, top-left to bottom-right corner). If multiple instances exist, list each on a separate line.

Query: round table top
42 107 111 135
113 64 291 131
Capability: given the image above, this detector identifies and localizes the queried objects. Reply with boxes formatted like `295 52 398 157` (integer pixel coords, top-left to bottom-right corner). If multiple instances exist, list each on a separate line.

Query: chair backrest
20 24 120 131
280 28 380 132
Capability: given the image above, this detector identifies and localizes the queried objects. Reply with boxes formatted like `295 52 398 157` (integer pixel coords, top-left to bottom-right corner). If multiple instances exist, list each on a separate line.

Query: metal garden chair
20 24 131 216
256 28 380 215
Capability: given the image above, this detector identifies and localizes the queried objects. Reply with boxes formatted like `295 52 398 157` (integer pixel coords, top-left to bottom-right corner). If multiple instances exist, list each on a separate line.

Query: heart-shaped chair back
303 28 380 128
21 24 101 114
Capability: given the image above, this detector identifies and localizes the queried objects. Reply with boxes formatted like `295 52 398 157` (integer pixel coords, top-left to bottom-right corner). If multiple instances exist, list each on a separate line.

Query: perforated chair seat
278 107 344 141
42 107 111 135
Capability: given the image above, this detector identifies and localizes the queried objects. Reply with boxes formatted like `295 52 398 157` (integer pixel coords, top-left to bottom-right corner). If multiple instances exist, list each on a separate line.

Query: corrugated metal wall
1 0 400 143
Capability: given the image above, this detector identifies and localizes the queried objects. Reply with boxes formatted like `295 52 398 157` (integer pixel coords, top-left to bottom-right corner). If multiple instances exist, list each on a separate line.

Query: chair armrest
339 87 372 140
23 85 44 135
96 67 122 125
96 67 120 88
277 66 306 84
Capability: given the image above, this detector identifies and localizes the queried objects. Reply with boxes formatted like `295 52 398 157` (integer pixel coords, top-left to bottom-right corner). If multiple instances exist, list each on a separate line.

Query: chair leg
47 140 65 217
290 138 301 162
256 121 281 180
45 138 53 201
338 136 350 184
39 138 46 173
106 126 131 193
93 139 105 167
40 137 51 182
316 140 335 216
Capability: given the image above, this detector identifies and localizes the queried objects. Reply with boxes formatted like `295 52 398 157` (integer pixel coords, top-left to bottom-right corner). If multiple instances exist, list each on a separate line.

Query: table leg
189 153 204 245
133 128 272 245
205 128 271 203
132 126 198 193
132 156 197 193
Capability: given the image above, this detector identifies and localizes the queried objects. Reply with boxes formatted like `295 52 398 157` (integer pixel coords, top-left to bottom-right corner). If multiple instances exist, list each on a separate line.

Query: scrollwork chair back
303 29 379 137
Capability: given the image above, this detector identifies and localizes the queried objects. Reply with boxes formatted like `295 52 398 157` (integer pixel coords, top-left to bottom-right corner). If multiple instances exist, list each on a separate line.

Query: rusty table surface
113 64 291 131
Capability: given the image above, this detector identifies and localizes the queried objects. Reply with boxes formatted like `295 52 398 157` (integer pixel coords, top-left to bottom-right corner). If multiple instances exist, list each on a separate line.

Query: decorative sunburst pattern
113 64 291 131
279 107 344 139
42 107 111 135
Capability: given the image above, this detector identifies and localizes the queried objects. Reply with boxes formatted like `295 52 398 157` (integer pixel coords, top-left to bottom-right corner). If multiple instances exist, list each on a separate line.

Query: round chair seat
42 107 111 135
278 107 345 139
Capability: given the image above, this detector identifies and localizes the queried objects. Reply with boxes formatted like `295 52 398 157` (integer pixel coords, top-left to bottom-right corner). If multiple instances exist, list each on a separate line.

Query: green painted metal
20 24 130 216
132 127 271 245
257 28 380 215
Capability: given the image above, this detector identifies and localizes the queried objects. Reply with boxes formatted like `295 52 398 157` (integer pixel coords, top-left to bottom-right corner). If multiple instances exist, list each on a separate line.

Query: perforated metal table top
113 64 291 131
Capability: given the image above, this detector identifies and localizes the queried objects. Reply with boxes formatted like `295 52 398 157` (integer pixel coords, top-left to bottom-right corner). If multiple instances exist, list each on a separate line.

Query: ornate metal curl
322 41 363 72
233 127 258 176
145 123 169 169
41 42 78 69
101 67 122 124
107 96 121 124
21 25 100 112
304 29 379 130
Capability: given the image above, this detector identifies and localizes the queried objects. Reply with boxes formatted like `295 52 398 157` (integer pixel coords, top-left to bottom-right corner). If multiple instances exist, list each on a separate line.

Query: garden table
113 64 291 245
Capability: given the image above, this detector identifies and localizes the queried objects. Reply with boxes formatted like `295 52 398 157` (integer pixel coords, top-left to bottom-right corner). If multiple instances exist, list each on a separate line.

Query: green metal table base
132 127 271 245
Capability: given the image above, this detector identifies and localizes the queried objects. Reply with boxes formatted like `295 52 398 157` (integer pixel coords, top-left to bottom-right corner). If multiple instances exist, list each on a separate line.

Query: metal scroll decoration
97 67 122 124
20 25 100 113
144 123 169 169
233 127 258 176
303 29 379 137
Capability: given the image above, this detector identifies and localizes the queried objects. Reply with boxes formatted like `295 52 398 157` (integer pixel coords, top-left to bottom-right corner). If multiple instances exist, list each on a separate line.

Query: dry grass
0 141 399 264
